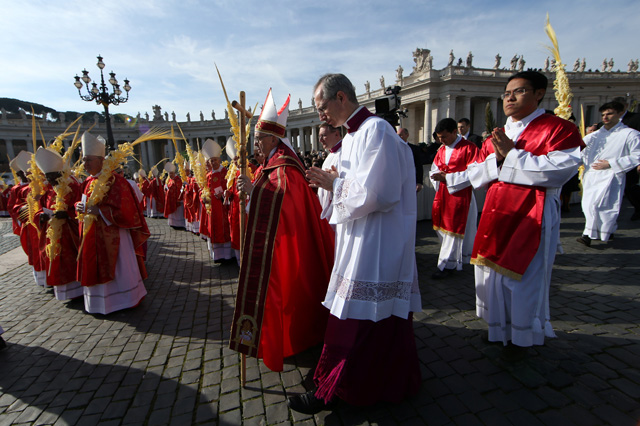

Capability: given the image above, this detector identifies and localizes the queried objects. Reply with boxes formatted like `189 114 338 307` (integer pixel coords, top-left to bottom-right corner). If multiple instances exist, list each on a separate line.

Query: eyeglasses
501 87 528 100
316 98 335 114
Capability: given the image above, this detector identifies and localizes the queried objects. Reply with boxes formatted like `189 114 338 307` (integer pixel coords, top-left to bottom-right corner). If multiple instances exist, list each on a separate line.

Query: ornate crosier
544 14 573 120
215 65 255 188
77 128 172 254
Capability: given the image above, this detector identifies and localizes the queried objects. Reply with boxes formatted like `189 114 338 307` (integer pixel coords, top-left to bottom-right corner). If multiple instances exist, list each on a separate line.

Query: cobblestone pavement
0 201 639 426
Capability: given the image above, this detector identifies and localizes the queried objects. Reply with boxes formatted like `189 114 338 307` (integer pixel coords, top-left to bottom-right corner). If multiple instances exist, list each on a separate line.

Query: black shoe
576 235 591 247
631 212 640 221
0 336 7 351
287 390 336 415
431 269 452 280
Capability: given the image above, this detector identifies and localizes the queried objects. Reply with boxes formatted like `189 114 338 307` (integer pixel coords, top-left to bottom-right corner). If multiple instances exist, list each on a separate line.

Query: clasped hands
491 128 514 162
306 166 338 191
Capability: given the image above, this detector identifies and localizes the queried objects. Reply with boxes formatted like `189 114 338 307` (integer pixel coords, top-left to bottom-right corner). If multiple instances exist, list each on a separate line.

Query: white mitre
35 147 64 174
11 150 33 173
202 138 222 160
81 131 106 157
164 162 176 173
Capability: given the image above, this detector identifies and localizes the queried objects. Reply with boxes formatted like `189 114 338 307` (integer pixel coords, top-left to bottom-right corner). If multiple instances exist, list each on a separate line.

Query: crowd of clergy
0 70 639 417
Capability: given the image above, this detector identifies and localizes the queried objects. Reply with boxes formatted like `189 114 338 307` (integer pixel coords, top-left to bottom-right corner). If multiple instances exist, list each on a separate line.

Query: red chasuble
229 142 335 372
227 171 241 251
163 175 183 217
205 168 230 244
471 114 583 279
140 179 151 209
10 184 44 270
8 183 27 235
432 138 478 237
150 177 165 212
183 176 200 224
35 180 82 285
77 173 150 286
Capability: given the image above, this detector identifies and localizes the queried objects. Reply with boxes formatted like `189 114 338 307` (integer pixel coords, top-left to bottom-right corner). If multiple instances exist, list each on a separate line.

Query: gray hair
313 73 358 103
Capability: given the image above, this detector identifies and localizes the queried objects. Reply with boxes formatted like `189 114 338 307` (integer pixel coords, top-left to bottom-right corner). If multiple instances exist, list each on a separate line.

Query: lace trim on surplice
329 273 418 303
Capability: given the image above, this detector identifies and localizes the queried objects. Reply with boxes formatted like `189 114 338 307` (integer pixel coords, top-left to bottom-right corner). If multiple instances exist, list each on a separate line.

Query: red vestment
204 168 230 244
7 183 27 235
226 171 241 250
149 177 165 212
140 179 152 209
432 138 478 237
77 173 150 286
183 176 200 224
163 175 183 217
471 114 584 279
35 180 82 286
9 184 44 270
229 142 335 372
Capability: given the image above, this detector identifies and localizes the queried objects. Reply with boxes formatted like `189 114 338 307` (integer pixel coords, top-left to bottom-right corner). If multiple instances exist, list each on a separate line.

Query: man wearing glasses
467 71 583 359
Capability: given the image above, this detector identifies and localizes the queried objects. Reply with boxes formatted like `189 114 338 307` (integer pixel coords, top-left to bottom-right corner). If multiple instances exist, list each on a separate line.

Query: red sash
471 114 583 279
432 139 477 237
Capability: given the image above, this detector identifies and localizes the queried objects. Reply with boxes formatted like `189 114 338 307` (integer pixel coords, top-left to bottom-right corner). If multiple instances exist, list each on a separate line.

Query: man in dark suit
397 128 425 192
612 97 640 220
457 118 483 148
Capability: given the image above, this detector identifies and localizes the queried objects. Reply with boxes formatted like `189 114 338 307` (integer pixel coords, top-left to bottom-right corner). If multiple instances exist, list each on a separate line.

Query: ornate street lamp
73 55 131 151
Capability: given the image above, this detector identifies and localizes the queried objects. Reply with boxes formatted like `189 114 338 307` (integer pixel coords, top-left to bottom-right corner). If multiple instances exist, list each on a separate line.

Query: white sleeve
428 163 440 193
468 153 500 189
445 170 472 194
499 146 582 187
610 132 640 174
330 120 410 224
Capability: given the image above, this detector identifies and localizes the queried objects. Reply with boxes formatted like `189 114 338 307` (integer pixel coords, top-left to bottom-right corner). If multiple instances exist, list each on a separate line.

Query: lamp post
74 55 131 151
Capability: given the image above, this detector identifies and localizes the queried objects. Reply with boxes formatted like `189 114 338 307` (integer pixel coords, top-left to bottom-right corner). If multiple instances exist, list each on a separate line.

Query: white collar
504 108 545 141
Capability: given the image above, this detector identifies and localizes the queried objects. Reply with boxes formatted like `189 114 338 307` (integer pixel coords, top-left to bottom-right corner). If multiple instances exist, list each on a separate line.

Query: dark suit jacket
467 133 483 149
407 143 424 185
622 111 640 131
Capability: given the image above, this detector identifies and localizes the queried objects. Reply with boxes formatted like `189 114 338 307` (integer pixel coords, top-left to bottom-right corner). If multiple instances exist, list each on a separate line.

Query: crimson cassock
163 175 183 217
77 173 149 286
35 180 82 286
229 142 334 372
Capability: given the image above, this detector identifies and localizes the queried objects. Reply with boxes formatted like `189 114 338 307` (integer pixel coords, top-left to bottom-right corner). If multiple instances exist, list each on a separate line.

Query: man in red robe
429 118 479 279
182 162 200 234
148 167 165 218
229 89 334 372
34 147 83 300
163 162 185 230
201 139 233 263
8 151 47 286
75 132 150 314
467 71 583 357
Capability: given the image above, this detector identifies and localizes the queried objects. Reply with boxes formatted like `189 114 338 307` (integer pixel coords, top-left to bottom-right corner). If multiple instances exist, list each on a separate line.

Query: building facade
1 49 639 174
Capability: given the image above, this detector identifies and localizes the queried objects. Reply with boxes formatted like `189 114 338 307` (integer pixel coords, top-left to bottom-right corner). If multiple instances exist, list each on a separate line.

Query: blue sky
1 0 638 121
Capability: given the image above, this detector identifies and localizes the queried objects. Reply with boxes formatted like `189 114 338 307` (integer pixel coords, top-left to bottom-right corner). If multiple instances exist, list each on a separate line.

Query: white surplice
429 136 478 271
323 107 422 322
581 121 640 241
467 109 582 346
317 146 341 222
